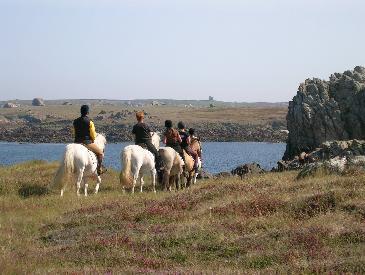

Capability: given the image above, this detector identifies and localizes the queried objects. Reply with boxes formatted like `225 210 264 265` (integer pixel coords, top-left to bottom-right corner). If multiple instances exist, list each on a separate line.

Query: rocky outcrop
297 155 365 179
284 66 365 160
309 139 365 160
297 156 347 179
32 98 45 106
276 139 365 172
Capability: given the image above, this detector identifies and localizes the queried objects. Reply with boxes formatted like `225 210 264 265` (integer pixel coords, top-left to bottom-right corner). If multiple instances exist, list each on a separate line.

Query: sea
0 142 286 174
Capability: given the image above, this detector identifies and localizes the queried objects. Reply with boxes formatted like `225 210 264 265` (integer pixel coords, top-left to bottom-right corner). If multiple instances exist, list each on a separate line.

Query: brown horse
180 138 202 188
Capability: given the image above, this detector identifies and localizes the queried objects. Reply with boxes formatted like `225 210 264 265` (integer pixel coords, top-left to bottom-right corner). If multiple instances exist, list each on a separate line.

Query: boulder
3 102 18 108
197 170 213 179
284 66 365 160
32 98 45 106
231 163 265 178
19 114 42 123
297 157 347 179
214 171 233 178
309 139 365 160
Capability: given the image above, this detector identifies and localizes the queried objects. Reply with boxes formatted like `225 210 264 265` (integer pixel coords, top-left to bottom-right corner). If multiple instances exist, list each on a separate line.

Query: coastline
0 122 287 144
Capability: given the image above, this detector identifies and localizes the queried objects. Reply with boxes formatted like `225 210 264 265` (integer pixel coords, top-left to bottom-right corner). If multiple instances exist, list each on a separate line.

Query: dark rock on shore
275 139 365 174
231 163 265 178
284 66 365 160
214 172 233 178
197 170 213 179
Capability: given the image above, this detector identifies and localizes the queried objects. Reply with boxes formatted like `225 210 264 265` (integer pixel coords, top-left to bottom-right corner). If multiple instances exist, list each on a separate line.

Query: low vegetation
1 161 364 273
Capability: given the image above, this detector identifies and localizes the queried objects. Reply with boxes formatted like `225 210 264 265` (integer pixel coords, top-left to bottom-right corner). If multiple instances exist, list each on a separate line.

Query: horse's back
65 143 91 166
160 147 183 170
121 145 154 170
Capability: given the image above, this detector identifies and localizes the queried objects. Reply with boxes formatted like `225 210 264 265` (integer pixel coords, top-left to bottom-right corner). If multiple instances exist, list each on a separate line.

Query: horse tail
120 148 133 186
51 145 75 188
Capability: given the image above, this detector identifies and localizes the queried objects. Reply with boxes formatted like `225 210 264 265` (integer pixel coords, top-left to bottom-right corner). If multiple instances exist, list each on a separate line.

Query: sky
0 0 364 102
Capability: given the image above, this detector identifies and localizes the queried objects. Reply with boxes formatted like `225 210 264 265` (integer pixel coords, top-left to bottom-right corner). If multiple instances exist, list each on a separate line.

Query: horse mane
95 133 107 148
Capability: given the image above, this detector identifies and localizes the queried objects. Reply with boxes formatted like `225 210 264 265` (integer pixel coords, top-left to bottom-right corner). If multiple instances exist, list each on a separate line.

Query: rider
178 121 199 172
73 105 105 175
163 120 184 161
132 111 163 170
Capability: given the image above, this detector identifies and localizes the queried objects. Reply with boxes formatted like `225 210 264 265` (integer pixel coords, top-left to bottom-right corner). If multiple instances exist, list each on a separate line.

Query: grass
1 161 364 273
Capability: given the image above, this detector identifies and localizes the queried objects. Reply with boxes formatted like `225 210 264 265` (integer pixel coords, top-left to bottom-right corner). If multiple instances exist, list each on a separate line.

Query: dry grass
1 161 364 273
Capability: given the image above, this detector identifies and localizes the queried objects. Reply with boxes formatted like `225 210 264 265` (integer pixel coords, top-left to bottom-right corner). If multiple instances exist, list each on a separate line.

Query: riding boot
96 154 107 175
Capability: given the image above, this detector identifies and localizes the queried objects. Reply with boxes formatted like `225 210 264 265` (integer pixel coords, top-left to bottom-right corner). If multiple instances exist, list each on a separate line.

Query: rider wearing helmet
178 122 199 172
73 105 105 175
132 111 163 170
163 120 183 160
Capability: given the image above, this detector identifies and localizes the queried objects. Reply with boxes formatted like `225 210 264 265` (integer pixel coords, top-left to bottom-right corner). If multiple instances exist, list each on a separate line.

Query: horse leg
163 171 170 191
193 172 198 184
151 169 156 193
84 177 88 196
140 176 144 193
175 175 178 190
186 173 192 188
132 173 138 194
95 176 101 194
169 176 175 192
60 189 64 197
76 169 84 196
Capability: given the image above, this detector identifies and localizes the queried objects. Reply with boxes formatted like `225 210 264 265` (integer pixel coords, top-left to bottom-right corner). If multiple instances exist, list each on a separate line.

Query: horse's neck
151 134 160 150
94 137 105 151
191 140 200 150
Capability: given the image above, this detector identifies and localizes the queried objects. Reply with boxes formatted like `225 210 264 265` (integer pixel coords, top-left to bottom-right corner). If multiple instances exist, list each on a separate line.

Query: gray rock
197 170 213 179
284 66 365 160
32 98 45 106
231 163 265 178
3 103 18 108
297 156 347 179
214 171 232 178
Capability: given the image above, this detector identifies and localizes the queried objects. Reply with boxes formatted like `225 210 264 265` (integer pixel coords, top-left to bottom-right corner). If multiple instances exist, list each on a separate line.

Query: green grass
1 161 365 273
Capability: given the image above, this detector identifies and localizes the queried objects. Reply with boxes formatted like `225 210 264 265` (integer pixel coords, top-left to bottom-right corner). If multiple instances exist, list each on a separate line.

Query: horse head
151 132 160 150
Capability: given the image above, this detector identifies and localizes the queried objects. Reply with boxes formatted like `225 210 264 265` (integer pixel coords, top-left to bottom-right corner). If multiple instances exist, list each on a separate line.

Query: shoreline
0 122 288 144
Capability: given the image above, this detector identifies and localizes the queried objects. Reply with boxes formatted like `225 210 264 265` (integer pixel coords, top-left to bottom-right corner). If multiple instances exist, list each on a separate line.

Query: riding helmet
188 128 195 135
165 120 172 128
177 121 185 129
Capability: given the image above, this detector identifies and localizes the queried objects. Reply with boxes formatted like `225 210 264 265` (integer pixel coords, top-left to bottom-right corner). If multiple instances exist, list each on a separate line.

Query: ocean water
0 142 286 174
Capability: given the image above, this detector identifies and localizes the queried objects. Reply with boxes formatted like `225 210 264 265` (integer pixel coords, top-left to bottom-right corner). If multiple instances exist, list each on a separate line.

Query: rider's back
73 116 92 144
132 122 151 144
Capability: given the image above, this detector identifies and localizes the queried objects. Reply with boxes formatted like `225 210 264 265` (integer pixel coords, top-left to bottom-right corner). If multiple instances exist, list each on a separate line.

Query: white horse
51 133 107 196
119 132 160 193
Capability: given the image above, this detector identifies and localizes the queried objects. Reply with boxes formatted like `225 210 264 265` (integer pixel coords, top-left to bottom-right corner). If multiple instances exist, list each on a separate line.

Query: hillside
0 103 288 143
0 161 364 273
